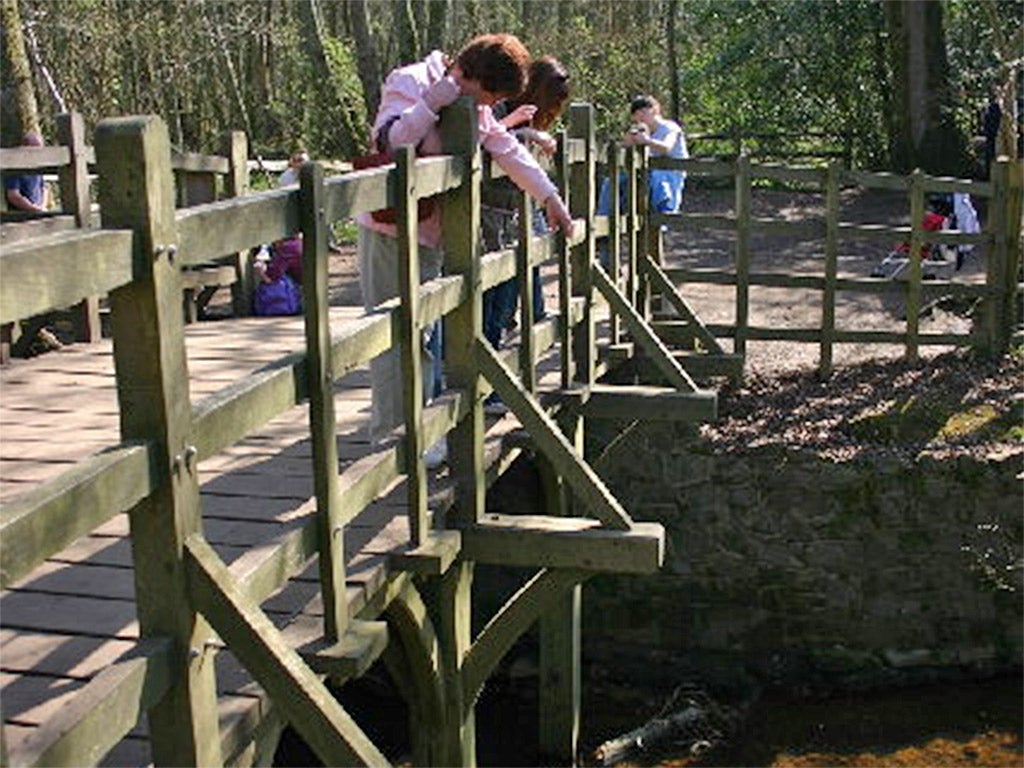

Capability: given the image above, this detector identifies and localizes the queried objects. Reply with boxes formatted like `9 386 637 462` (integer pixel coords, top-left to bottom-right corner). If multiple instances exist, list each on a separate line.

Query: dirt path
662 185 989 375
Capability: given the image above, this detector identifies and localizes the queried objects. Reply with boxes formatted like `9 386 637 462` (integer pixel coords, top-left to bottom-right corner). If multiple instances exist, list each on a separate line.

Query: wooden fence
0 101 713 767
1 101 1020 765
688 129 854 167
640 153 1023 377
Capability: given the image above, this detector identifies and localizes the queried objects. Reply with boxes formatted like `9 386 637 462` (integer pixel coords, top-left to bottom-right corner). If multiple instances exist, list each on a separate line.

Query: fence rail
0 101 685 767
646 153 1022 374
1 104 1021 767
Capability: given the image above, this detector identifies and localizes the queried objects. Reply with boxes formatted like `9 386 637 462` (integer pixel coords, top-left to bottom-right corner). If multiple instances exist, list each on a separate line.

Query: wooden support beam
577 384 716 422
460 514 664 574
640 254 724 354
387 529 462 576
383 582 446 766
461 568 587 713
477 339 633 531
287 617 390 681
184 535 390 767
592 262 698 392
4 638 173 768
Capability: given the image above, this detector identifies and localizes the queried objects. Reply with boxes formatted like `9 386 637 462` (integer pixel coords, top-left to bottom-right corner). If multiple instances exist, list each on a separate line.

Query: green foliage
14 0 1016 172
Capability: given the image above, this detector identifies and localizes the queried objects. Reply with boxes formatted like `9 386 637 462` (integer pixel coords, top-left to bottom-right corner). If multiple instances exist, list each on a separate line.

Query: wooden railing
0 102 697 767
0 114 259 356
643 154 1023 376
688 128 854 167
2 100 1020 765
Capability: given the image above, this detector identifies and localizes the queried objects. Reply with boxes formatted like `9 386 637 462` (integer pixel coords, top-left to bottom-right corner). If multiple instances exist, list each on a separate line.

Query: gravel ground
658 184 1020 462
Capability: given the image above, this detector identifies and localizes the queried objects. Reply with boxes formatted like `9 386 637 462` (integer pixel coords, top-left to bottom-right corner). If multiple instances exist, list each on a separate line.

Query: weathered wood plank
184 534 390 766
0 230 134 324
0 442 154 588
176 190 297 266
462 515 664 573
6 638 173 768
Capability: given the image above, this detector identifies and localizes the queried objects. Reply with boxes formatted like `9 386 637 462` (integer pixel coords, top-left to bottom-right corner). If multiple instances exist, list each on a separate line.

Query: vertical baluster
300 160 347 642
96 115 222 767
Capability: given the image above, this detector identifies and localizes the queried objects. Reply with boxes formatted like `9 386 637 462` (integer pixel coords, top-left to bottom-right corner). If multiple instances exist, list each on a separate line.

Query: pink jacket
357 50 558 250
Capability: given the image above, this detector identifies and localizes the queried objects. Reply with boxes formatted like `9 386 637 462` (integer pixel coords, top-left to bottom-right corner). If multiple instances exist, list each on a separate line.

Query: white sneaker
424 438 447 469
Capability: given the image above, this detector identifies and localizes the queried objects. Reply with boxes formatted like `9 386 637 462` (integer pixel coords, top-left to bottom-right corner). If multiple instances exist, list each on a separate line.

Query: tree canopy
2 0 1020 175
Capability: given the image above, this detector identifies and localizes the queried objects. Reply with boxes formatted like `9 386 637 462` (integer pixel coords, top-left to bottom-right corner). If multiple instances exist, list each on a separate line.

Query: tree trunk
0 0 41 144
425 0 450 54
666 0 680 121
884 0 967 175
393 0 420 66
297 0 358 156
349 0 381 122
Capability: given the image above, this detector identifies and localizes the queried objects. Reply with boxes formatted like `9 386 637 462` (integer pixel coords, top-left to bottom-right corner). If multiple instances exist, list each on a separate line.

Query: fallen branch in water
593 703 716 766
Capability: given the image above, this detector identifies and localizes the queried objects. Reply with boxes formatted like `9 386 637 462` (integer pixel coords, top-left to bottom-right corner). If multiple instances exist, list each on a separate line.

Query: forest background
1 0 1021 180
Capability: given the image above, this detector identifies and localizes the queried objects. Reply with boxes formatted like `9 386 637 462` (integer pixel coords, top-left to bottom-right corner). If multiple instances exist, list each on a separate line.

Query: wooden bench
181 263 240 323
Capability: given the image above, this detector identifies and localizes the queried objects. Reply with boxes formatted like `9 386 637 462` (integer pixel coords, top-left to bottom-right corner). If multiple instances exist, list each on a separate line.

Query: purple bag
254 274 302 316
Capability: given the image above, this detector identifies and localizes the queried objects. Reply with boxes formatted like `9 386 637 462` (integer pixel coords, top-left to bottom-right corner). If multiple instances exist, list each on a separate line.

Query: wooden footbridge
0 101 729 767
3 98 1020 766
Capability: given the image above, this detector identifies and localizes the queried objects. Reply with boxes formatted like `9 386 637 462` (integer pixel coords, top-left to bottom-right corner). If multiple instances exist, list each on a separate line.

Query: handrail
0 102 1018 767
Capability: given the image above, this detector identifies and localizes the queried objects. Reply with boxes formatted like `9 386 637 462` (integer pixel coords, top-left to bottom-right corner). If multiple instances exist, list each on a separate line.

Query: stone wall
584 422 1023 695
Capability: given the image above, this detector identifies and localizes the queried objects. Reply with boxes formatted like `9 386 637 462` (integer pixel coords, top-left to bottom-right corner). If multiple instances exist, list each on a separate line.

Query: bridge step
579 384 716 421
387 529 461 576
461 514 664 574
673 351 745 379
286 618 389 681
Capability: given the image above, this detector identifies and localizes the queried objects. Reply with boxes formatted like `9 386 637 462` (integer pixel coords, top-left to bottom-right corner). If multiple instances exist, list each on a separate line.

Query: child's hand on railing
544 193 573 236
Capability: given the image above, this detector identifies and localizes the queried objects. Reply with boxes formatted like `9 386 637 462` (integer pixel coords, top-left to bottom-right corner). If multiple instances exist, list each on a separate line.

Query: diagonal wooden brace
475 339 632 530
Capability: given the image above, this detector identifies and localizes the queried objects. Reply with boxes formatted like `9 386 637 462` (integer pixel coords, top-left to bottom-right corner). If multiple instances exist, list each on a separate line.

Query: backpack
254 273 302 316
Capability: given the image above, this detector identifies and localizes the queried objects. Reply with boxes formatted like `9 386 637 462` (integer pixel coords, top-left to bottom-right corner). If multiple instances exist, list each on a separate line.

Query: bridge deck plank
0 305 527 764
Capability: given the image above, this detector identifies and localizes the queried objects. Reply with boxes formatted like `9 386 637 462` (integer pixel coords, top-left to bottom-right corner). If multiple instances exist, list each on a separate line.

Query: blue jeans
483 279 518 349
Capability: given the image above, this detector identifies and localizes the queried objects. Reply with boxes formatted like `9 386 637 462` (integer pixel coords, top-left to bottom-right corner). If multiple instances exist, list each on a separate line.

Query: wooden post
95 115 222 767
1002 160 1023 351
569 104 596 386
819 161 840 377
299 161 348 642
395 146 430 545
555 130 574 388
56 111 102 343
636 145 653 320
537 104 593 767
517 190 537 392
221 130 253 317
905 169 924 361
608 141 623 344
439 97 486 527
436 561 476 767
625 146 639 315
539 583 581 765
436 99 482 765
734 153 751 357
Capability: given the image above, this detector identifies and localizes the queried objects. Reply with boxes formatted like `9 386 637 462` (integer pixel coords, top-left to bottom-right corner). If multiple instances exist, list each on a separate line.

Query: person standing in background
4 132 49 213
981 85 1002 179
